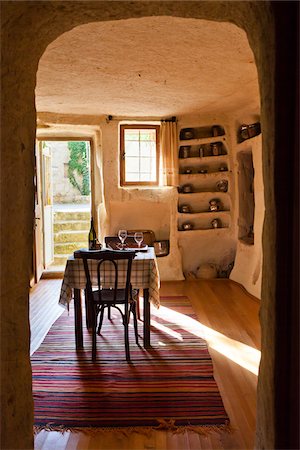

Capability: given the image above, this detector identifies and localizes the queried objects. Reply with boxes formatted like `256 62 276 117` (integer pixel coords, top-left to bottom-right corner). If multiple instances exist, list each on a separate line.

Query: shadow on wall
110 200 170 240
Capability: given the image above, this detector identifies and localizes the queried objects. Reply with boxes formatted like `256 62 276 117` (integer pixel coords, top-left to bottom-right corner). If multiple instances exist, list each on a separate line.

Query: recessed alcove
237 150 255 245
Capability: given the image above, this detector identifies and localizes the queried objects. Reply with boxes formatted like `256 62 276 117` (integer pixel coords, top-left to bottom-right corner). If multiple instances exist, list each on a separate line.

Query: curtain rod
161 116 177 123
106 115 177 123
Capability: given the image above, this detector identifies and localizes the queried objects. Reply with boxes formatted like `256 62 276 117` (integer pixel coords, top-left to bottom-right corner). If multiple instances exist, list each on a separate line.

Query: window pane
125 141 139 157
151 158 157 173
140 130 156 141
140 173 151 181
125 157 139 173
140 141 155 157
140 157 152 172
125 130 139 141
126 172 139 181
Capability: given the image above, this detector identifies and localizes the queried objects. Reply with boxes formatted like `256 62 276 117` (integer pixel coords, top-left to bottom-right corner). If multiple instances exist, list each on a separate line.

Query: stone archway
1 2 298 449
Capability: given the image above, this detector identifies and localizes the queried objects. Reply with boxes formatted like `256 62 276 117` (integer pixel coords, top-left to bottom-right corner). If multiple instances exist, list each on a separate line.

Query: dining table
58 246 160 350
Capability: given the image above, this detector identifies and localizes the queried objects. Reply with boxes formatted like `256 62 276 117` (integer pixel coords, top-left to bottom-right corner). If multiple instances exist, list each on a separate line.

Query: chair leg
97 306 105 335
92 306 97 361
136 294 141 321
134 289 142 321
124 319 130 361
108 305 111 320
131 287 141 321
131 302 139 345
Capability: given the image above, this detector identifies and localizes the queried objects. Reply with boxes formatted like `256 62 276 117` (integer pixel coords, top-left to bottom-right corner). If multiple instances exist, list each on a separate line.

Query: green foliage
67 142 90 196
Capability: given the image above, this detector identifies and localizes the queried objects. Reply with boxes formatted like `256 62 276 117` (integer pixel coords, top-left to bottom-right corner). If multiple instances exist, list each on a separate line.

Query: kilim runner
32 295 229 433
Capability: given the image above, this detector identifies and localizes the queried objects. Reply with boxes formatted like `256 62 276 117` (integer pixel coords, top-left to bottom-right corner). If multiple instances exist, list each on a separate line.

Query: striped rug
31 295 229 433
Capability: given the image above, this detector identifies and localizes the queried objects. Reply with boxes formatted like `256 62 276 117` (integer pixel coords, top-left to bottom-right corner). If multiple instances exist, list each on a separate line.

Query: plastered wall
38 111 264 290
230 135 264 298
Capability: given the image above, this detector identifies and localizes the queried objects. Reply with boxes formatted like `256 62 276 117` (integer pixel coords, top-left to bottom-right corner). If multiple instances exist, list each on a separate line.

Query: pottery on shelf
216 179 228 192
182 222 193 230
211 218 222 228
180 146 190 158
182 184 193 193
210 142 222 156
180 204 191 213
209 199 220 211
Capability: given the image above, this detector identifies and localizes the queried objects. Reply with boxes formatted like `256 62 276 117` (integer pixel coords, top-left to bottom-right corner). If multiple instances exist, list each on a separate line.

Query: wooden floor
31 278 261 450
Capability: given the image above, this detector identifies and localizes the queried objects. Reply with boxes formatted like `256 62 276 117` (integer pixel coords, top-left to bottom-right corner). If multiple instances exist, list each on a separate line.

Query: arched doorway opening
33 15 262 447
2 3 298 449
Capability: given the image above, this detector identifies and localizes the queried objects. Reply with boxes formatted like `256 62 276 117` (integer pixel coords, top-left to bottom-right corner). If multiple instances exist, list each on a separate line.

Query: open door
33 141 44 283
33 138 93 276
41 142 54 269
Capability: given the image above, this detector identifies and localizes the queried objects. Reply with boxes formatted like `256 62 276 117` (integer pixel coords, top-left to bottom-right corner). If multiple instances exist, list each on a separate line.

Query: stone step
54 241 88 254
54 230 88 243
54 211 91 221
53 255 70 266
54 220 90 232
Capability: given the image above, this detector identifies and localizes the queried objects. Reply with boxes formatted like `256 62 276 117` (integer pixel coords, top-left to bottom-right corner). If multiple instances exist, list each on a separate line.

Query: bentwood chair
79 249 139 361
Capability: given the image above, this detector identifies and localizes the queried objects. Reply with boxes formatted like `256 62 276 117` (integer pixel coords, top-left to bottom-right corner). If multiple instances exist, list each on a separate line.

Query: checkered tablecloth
59 247 160 309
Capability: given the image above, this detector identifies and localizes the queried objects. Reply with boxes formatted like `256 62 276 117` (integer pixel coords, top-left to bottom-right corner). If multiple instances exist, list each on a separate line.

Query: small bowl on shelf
182 184 193 193
182 222 194 231
182 129 194 140
211 218 222 229
216 179 228 192
180 204 192 213
209 199 220 211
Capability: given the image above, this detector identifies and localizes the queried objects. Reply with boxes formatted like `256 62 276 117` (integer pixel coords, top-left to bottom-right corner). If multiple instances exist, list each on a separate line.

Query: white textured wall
230 132 264 299
37 112 264 293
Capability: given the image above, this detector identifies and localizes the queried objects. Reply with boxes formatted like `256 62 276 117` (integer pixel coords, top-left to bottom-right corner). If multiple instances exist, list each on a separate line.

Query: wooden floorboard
31 278 260 450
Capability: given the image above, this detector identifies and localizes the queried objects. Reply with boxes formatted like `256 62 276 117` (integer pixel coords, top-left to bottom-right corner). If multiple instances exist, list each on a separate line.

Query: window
120 124 160 186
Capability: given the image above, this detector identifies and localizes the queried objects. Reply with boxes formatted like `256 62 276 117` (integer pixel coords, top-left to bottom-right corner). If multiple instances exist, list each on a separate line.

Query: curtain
161 120 179 186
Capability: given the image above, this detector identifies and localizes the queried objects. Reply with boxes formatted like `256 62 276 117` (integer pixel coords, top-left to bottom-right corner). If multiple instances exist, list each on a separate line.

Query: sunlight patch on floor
151 305 261 375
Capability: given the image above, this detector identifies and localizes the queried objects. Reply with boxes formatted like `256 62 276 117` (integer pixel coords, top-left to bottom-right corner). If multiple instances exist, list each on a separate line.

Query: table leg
84 288 93 329
74 288 83 349
143 288 151 348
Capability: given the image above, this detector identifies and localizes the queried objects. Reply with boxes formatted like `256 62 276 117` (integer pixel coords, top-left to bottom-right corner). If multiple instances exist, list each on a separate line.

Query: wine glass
118 229 127 249
134 232 144 248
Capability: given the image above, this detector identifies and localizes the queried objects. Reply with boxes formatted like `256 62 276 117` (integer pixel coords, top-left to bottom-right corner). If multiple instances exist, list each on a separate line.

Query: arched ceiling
36 17 259 118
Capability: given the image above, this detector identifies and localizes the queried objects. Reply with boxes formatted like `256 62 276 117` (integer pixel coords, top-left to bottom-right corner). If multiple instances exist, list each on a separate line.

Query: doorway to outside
37 139 91 275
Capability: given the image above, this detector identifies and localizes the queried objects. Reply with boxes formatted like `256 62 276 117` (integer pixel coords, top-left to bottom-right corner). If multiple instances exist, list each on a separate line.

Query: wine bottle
88 217 97 250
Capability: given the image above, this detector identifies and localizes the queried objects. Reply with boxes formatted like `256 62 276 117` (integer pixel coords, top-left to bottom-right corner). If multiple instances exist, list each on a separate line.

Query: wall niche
237 150 254 244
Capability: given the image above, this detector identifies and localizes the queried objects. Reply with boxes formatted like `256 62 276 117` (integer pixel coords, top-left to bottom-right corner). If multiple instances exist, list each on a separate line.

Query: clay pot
216 179 228 192
210 142 222 156
209 199 220 211
211 218 222 228
182 184 193 193
180 204 191 213
196 263 218 279
181 146 190 158
182 222 193 230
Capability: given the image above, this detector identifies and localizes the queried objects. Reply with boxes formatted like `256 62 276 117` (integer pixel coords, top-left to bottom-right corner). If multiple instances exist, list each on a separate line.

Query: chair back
79 250 135 304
